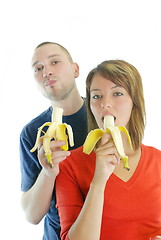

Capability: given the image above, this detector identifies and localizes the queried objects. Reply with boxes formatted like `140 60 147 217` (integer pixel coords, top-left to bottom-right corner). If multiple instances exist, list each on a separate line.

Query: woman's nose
100 98 111 109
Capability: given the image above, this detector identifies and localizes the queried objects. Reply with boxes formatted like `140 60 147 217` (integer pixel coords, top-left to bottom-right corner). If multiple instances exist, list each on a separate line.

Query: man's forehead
32 45 66 66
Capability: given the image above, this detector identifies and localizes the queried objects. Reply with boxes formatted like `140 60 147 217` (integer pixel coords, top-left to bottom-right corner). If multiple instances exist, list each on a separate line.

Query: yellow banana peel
83 115 133 170
30 107 74 165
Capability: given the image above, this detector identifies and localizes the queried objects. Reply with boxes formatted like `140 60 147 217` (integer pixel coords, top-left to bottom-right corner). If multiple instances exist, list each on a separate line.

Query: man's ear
73 63 79 78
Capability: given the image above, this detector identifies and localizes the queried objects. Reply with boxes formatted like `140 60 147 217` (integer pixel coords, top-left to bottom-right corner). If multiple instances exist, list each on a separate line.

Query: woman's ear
73 62 79 78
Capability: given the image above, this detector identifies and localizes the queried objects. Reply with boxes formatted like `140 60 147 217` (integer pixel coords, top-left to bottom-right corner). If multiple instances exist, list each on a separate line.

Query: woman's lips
102 115 116 122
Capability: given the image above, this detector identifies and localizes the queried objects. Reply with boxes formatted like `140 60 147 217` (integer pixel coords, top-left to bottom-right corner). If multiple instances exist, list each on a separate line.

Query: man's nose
42 66 53 78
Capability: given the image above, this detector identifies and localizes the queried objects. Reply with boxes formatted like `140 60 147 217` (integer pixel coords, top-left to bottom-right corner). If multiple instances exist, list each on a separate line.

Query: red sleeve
56 157 84 240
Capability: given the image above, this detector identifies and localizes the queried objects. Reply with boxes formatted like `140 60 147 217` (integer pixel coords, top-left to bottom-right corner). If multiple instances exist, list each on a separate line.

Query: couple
20 42 161 240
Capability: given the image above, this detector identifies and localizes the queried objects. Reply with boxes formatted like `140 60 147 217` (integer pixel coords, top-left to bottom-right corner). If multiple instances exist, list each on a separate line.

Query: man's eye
114 92 123 96
52 61 60 65
34 66 43 73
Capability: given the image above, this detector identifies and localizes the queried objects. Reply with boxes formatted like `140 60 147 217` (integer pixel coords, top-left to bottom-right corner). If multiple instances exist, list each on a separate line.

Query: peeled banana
30 107 74 165
83 115 133 170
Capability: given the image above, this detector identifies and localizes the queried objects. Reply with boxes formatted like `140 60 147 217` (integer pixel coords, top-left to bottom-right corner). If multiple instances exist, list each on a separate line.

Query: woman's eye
92 95 102 99
114 92 123 96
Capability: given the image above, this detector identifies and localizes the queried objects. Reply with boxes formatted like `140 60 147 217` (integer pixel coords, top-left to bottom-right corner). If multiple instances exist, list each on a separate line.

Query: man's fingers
50 140 66 150
51 149 70 159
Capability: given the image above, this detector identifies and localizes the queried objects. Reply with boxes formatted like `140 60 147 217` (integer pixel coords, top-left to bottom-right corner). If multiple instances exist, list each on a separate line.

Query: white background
0 0 161 239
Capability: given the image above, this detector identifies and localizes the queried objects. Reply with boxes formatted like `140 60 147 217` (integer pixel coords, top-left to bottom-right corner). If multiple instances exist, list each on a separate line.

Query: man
20 42 88 240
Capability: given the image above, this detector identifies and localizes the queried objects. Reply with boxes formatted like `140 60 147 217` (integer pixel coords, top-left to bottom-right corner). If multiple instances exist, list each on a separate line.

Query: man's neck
51 89 84 116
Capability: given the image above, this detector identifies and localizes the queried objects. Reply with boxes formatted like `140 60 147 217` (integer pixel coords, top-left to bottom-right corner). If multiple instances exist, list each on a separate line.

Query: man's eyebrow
48 54 61 59
32 54 61 67
32 61 39 67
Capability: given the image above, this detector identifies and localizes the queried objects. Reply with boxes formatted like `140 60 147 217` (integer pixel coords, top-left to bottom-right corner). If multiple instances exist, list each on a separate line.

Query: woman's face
90 73 133 129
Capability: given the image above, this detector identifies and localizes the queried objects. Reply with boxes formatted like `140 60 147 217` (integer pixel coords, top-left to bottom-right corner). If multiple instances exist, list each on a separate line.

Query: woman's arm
57 134 120 240
68 181 105 240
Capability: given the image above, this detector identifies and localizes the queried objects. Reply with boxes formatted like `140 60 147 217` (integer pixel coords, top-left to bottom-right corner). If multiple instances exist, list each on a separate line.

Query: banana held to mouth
30 107 74 165
83 115 133 170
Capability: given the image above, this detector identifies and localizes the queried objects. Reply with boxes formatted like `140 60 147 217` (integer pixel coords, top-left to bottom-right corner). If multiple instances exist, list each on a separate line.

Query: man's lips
45 80 57 87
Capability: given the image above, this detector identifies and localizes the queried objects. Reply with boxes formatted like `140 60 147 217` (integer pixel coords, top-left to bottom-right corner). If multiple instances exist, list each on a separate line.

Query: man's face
32 44 79 101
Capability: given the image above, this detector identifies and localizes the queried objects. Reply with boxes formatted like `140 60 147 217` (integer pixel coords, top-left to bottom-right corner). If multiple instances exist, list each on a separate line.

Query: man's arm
21 140 70 224
21 167 56 224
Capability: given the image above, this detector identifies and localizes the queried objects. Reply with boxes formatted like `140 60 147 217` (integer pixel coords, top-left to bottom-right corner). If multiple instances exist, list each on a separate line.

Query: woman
56 60 161 240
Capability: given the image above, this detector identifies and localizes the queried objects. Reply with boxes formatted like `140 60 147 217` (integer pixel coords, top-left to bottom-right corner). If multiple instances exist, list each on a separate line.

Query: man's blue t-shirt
20 101 87 240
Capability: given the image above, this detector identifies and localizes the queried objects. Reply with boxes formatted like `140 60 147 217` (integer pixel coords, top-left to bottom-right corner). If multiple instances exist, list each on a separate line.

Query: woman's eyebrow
111 84 123 89
90 89 101 93
90 85 121 92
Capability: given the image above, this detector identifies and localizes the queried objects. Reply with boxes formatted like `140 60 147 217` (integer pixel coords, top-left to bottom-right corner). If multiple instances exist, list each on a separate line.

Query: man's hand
38 139 70 177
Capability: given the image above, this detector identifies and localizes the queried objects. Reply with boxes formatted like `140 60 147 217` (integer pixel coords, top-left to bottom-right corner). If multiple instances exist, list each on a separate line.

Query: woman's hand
150 236 161 240
93 133 120 185
37 139 70 177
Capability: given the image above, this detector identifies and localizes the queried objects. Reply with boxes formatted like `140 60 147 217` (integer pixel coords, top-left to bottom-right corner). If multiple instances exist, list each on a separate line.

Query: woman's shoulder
142 144 161 155
142 144 161 164
60 146 95 169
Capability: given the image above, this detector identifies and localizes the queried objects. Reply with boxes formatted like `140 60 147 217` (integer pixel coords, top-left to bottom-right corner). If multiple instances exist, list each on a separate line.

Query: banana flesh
83 115 133 170
30 107 74 165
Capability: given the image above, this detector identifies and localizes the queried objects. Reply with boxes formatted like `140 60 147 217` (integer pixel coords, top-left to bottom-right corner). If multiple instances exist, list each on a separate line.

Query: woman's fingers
99 133 111 146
